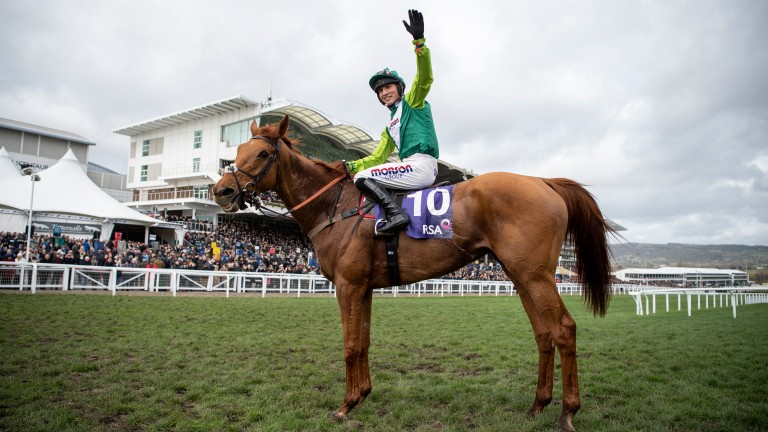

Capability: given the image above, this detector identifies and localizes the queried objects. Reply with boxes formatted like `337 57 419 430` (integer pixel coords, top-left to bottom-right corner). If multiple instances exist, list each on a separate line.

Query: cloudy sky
1 0 766 245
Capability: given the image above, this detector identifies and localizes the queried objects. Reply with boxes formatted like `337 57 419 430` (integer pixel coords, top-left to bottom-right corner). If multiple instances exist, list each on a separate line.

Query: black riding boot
355 178 410 234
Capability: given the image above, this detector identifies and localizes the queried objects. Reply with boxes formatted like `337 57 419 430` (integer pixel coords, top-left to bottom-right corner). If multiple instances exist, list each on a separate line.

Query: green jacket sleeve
348 129 396 174
404 38 432 109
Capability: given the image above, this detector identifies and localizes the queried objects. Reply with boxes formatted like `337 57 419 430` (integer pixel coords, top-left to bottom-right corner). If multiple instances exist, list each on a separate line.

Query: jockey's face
377 83 399 107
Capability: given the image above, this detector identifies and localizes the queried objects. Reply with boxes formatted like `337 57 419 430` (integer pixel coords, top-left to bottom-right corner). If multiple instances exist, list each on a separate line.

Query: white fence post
109 269 117 296
30 264 38 294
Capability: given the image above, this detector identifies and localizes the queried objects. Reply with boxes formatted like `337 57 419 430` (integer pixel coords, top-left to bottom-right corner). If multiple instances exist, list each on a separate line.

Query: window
221 120 251 147
193 130 202 149
176 186 193 198
142 140 150 156
221 116 270 147
193 185 209 199
140 165 148 182
192 158 200 173
148 188 174 200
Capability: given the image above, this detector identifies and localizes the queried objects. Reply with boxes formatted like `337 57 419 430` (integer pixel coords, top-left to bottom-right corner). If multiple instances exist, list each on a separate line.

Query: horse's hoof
330 411 364 429
526 406 542 418
556 417 576 432
330 410 348 423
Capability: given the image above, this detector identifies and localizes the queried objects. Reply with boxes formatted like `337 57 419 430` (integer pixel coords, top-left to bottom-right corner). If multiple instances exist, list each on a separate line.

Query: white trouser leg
354 154 438 189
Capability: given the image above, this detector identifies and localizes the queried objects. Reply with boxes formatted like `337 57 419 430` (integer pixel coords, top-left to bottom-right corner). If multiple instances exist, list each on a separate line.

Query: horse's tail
544 178 615 316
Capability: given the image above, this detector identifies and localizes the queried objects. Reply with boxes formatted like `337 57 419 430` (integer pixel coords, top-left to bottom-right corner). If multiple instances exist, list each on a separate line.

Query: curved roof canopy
261 99 375 146
262 99 474 184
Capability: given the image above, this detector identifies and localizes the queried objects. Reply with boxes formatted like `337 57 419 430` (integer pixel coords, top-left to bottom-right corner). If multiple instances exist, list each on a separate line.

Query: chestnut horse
213 115 614 432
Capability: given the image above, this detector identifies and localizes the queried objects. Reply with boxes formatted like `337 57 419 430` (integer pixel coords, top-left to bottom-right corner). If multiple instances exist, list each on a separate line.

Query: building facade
614 267 749 287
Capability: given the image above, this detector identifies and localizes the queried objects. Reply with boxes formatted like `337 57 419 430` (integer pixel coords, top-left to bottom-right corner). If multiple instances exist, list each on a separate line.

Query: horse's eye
259 151 269 158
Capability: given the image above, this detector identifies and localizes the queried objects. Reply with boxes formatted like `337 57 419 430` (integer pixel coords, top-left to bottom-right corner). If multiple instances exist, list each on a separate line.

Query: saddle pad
371 184 455 239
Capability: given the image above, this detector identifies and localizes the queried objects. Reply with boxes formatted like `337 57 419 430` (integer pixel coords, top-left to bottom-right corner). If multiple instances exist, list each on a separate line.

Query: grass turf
1 292 766 431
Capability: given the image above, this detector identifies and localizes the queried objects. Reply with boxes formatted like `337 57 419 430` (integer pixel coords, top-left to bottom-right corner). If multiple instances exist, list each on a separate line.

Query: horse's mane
312 159 348 177
257 123 348 177
257 123 302 153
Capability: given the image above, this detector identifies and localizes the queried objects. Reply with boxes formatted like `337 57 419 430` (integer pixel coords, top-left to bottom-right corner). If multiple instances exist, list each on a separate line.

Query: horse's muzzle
213 187 241 213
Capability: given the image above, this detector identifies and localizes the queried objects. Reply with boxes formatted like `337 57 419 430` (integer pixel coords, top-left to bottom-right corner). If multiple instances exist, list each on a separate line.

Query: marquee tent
0 147 21 181
0 149 179 242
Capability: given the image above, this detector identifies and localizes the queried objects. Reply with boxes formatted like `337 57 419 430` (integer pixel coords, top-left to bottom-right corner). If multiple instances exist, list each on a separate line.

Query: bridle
222 134 346 217
222 134 281 210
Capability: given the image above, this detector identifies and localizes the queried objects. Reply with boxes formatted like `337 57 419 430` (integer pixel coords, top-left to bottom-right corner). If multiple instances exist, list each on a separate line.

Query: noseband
223 135 280 210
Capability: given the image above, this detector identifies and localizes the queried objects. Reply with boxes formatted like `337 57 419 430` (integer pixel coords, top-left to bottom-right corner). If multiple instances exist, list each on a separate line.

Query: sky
1 0 766 246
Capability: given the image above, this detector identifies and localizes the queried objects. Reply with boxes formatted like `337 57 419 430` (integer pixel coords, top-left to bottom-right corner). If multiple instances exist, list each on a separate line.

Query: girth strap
385 235 401 287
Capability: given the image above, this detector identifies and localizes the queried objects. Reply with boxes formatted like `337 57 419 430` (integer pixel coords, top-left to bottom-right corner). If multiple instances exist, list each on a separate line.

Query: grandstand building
112 96 474 225
614 267 749 287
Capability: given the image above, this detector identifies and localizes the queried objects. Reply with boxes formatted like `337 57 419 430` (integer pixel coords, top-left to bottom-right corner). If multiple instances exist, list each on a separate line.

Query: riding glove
403 9 424 40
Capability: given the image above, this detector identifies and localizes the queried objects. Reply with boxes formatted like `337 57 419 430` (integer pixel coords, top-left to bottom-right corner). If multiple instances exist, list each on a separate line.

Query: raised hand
402 9 424 40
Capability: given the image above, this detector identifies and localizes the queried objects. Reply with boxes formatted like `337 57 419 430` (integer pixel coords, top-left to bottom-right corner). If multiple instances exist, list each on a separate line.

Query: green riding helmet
369 68 406 104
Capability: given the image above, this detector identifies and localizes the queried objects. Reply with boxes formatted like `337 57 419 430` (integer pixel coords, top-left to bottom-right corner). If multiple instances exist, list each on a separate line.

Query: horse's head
213 115 291 212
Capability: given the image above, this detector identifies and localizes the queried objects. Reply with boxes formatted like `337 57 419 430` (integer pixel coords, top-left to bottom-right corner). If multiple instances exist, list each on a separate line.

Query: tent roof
0 149 159 226
0 147 21 181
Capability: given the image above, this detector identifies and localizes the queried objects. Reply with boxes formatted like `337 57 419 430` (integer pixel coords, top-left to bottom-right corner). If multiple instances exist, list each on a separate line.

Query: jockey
346 9 440 234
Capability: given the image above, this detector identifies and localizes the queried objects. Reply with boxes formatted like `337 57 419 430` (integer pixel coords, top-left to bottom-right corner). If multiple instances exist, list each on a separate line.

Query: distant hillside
609 243 768 270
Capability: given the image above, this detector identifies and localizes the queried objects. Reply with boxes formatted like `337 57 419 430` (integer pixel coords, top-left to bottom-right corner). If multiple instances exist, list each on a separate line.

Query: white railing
1 262 528 297
630 287 768 318
0 262 327 298
5 263 764 317
552 283 645 295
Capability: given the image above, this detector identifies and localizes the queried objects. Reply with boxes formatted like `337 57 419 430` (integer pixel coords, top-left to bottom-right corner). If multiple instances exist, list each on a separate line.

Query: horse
213 115 615 432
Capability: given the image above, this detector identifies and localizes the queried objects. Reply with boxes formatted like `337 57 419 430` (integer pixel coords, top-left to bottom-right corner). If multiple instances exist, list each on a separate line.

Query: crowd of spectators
1 224 555 282
151 214 215 232
258 191 283 206
0 223 318 275
442 261 509 281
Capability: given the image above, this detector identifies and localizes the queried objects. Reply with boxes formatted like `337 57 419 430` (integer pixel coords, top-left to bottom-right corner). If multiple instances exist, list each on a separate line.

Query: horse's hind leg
518 286 556 417
517 278 580 432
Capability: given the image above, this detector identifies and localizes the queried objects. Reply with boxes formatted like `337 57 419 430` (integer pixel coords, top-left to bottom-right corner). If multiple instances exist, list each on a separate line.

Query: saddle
358 181 452 287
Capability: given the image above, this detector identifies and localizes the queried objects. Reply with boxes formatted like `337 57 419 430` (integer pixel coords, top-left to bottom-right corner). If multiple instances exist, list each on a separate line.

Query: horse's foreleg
358 289 373 401
331 288 372 422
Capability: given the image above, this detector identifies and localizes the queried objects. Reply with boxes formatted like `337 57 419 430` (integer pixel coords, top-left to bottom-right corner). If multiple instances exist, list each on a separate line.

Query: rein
223 135 352 236
289 174 346 213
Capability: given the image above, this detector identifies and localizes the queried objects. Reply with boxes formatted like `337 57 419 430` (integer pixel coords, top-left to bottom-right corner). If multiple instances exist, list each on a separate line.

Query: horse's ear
278 115 290 138
250 119 259 136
